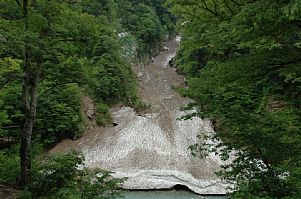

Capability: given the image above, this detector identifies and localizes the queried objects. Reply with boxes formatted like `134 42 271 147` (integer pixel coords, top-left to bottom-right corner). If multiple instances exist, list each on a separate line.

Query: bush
0 150 19 185
95 102 111 126
21 151 124 199
36 85 84 147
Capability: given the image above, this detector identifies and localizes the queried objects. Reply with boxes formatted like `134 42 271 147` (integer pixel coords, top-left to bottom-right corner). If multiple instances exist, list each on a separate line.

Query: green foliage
117 0 175 59
0 0 173 147
94 54 132 103
0 57 22 87
89 30 141 107
175 46 205 76
0 58 23 138
169 0 301 198
21 151 124 199
36 85 84 147
95 102 111 126
118 33 138 62
0 0 173 194
93 34 119 60
0 150 19 185
0 100 11 137
81 0 118 23
125 3 163 57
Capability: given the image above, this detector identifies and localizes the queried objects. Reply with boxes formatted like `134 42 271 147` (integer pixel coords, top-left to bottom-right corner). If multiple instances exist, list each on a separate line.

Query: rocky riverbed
51 38 228 194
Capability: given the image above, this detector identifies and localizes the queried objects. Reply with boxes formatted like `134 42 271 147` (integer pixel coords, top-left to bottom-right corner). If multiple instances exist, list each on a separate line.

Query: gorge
51 38 228 195
1 1 300 198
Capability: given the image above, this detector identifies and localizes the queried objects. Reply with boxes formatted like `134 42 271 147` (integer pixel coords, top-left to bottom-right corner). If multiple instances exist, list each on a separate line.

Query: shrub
0 150 19 185
22 151 124 199
36 85 84 147
95 102 111 126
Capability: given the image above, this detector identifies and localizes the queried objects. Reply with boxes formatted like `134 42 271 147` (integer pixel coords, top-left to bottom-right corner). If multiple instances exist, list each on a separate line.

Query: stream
123 191 227 199
51 37 227 196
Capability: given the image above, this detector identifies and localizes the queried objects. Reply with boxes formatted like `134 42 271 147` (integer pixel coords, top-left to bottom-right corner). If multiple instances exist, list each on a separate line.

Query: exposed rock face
51 38 227 194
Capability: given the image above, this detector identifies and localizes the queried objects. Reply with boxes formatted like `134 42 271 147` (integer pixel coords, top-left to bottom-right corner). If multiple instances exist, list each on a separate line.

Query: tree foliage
117 0 176 59
168 0 301 198
22 151 124 199
0 0 175 194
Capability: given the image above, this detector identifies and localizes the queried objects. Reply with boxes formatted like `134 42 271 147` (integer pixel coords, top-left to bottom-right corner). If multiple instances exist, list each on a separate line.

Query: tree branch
199 0 219 17
15 0 21 6
224 0 235 16
1 125 21 129
230 0 242 6
269 57 301 67
39 82 78 96
291 20 301 28
54 37 89 43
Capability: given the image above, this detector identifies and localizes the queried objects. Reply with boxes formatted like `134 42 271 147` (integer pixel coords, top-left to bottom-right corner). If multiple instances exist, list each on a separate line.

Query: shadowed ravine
51 38 228 194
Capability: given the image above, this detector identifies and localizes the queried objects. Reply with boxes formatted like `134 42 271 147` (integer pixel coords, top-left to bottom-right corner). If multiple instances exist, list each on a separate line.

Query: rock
86 109 95 120
113 170 228 195
83 96 95 120
168 57 175 67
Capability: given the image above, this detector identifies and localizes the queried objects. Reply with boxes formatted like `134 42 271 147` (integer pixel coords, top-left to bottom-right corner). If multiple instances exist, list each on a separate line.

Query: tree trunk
19 0 33 187
19 63 41 187
19 99 33 187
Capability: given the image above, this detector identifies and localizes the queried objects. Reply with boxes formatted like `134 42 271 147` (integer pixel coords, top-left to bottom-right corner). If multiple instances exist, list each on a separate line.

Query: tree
19 0 37 187
1 0 173 191
168 0 301 198
5 0 99 186
25 152 124 199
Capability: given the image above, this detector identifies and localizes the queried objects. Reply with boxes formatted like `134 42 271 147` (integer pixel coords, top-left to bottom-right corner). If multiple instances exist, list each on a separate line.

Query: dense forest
1 0 301 198
0 0 174 198
168 0 301 198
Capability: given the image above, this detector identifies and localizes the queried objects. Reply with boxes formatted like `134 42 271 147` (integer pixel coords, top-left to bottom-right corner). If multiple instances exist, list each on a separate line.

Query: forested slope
0 0 174 197
168 0 301 198
2 0 300 198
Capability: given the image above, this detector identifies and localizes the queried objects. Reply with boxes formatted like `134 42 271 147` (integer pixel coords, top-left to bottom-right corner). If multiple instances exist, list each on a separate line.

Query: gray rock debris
52 38 228 195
